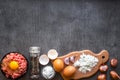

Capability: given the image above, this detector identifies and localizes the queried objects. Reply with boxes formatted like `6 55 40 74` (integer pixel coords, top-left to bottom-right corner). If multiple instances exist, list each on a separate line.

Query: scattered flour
74 53 99 73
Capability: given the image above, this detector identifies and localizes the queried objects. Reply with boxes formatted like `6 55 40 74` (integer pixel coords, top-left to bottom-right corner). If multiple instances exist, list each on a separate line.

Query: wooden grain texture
0 0 120 80
54 50 109 80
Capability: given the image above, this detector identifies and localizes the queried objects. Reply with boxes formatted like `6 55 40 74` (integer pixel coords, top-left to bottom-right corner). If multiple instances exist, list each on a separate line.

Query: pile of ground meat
1 52 28 79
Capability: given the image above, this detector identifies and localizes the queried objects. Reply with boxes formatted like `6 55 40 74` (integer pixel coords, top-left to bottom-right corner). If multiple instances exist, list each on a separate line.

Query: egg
63 66 76 77
9 61 19 70
53 59 64 72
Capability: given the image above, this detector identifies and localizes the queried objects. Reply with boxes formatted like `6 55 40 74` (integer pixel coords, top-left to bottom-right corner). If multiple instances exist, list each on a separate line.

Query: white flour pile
74 53 99 73
42 66 55 79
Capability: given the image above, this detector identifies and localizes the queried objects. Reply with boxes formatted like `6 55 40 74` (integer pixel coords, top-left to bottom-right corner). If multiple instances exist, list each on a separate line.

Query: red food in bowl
1 52 28 79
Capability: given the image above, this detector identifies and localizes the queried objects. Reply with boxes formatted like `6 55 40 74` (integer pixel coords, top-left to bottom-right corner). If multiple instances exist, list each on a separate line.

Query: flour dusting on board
74 53 99 73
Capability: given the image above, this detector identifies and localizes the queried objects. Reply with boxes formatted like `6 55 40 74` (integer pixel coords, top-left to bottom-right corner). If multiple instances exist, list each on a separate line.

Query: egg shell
48 49 58 60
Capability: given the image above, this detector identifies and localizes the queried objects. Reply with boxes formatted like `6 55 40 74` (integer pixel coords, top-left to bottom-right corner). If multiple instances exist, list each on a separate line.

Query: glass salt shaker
29 46 40 79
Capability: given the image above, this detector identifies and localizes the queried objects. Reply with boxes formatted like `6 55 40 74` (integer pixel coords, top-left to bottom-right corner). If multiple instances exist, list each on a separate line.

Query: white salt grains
42 66 55 79
74 53 99 73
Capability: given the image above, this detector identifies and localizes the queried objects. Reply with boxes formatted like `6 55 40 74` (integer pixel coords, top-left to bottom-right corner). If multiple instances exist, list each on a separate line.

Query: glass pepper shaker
29 46 40 79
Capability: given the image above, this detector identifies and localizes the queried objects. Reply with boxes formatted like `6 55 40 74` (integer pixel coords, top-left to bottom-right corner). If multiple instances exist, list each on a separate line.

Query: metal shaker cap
29 46 40 53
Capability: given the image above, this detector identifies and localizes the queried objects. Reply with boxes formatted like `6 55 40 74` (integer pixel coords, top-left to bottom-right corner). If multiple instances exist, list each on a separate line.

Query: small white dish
42 66 55 79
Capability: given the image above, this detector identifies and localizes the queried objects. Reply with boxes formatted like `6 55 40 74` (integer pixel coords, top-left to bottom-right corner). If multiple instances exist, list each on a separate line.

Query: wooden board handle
97 50 109 64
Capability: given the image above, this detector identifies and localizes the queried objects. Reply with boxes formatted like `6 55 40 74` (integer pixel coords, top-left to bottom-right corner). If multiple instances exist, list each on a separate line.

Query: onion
110 71 120 80
97 74 106 80
110 58 118 67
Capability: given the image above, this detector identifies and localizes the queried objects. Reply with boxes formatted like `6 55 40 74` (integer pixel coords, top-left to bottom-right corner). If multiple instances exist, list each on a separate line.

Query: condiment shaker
29 46 40 79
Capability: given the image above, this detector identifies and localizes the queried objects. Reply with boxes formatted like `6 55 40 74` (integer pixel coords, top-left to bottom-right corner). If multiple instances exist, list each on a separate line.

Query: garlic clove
70 56 75 63
64 57 70 65
99 65 108 72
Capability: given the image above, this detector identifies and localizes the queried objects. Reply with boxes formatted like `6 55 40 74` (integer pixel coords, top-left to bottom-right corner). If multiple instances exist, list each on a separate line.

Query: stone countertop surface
0 0 120 80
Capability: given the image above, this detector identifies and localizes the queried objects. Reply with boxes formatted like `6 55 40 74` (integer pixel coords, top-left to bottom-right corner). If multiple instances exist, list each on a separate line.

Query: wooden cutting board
52 50 109 80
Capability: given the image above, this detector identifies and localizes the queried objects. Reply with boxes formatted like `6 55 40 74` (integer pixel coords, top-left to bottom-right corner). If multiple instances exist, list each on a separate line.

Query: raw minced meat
1 52 27 79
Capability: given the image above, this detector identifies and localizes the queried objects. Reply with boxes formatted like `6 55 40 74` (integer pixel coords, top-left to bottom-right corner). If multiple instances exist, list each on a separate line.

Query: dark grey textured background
0 0 120 80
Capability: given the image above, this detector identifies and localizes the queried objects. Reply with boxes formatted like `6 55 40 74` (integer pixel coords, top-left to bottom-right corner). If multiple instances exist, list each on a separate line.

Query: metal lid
29 46 40 53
